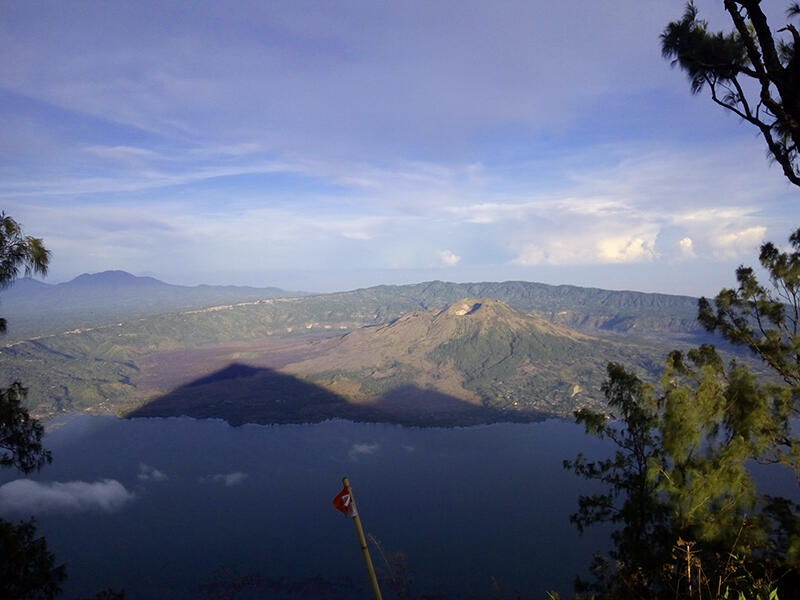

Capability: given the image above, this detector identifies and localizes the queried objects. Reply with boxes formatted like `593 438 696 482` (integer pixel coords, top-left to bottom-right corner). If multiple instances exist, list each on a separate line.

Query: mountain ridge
67 270 168 287
278 298 643 416
0 274 722 423
1 271 707 345
123 298 638 423
0 270 308 341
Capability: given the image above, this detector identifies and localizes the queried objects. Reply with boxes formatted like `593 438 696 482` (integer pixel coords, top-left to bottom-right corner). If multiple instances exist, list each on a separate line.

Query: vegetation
0 212 49 334
126 300 649 426
0 518 66 600
0 381 52 474
3 270 706 341
0 270 301 342
563 4 800 599
1 278 723 422
0 214 66 600
567 350 799 599
698 232 800 392
0 214 52 475
0 217 128 599
662 1 800 187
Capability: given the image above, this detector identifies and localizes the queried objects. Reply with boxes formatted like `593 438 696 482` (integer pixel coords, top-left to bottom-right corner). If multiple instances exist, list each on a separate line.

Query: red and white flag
332 486 358 517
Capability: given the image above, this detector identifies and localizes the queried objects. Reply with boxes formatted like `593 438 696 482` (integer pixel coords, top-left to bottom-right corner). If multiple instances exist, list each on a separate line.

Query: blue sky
2 0 798 296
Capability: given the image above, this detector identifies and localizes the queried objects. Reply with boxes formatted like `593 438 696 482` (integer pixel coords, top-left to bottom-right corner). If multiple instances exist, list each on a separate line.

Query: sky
2 0 799 296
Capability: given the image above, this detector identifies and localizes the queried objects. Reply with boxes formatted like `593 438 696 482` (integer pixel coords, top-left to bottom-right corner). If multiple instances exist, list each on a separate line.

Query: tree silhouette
662 1 800 187
0 214 66 600
564 7 800 596
567 349 799 599
0 212 49 333
0 381 51 474
0 518 66 600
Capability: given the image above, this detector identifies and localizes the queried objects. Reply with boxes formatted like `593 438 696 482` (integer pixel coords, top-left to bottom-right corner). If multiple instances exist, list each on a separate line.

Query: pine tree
661 1 800 187
0 214 66 600
567 347 799 599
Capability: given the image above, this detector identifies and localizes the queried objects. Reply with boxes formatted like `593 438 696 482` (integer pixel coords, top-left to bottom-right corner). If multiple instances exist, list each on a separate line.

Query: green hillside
282 299 665 418
4 274 706 343
0 278 717 423
334 280 704 340
0 270 305 341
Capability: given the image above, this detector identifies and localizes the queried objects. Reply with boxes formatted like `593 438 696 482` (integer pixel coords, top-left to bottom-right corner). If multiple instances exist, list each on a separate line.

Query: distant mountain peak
7 277 51 290
433 297 543 330
446 300 483 316
69 270 165 286
281 296 605 416
440 298 518 317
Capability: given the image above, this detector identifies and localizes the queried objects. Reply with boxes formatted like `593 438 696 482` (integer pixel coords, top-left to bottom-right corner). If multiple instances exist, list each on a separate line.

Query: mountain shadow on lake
127 363 547 427
373 384 547 426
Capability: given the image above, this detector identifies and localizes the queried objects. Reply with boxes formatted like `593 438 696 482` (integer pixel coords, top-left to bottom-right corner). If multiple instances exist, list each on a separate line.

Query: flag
333 486 357 517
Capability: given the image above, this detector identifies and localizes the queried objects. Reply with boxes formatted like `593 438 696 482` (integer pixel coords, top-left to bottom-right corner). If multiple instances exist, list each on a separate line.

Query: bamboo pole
342 476 383 600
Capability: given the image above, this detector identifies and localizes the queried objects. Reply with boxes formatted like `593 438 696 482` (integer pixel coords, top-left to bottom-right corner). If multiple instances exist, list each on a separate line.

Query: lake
0 414 723 599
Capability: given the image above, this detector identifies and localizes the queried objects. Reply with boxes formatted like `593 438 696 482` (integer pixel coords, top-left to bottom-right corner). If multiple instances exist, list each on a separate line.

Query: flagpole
342 476 383 600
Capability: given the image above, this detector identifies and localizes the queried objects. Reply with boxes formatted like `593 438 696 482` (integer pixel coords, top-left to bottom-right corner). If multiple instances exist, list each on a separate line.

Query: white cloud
512 229 657 266
512 237 589 266
513 244 548 266
0 1 681 161
0 479 135 515
711 226 766 259
200 472 248 487
138 462 168 482
12 139 780 291
446 201 532 224
0 160 305 198
189 142 264 157
7 132 786 287
348 442 380 461
316 216 390 241
439 249 461 266
83 145 166 163
596 235 656 263
679 237 696 259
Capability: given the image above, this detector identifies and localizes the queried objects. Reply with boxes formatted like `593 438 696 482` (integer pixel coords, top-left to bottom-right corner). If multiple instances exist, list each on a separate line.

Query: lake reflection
0 416 616 599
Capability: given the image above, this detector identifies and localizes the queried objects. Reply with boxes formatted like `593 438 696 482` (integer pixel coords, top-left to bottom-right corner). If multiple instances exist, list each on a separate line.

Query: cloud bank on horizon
2 1 798 296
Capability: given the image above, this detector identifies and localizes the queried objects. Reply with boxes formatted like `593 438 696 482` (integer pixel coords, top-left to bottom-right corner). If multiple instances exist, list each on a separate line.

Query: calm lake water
10 414 793 599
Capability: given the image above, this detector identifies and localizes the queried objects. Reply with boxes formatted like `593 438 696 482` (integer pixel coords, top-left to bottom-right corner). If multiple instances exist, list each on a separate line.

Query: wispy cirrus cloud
2 1 798 295
0 1 681 155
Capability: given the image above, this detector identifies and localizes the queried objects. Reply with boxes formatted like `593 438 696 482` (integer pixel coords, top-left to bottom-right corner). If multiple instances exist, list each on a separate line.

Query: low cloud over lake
0 479 135 515
348 442 380 461
199 472 248 487
138 462 168 482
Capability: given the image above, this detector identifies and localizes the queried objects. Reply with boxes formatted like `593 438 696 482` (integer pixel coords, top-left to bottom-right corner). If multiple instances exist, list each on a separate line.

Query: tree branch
725 1 786 121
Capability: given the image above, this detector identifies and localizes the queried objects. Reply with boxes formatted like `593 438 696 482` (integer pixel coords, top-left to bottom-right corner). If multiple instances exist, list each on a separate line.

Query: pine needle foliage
565 228 800 597
566 354 799 599
0 212 50 334
0 381 52 474
699 229 800 392
662 2 800 187
0 518 66 600
0 213 66 600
